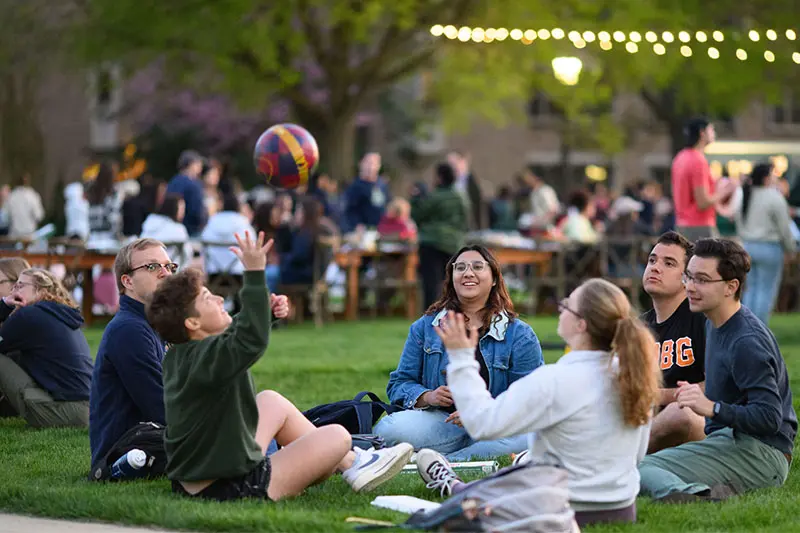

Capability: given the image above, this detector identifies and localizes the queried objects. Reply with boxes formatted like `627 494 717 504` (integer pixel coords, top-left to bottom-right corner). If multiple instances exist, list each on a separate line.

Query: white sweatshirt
447 348 650 511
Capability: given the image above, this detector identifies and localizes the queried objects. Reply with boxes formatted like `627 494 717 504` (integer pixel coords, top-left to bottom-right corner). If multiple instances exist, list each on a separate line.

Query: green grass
2 315 800 532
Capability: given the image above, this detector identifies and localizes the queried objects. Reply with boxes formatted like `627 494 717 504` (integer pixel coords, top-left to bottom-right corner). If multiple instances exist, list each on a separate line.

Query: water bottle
110 449 147 479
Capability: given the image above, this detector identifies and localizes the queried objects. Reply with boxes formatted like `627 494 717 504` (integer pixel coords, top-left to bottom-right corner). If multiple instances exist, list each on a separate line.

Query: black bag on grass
88 421 167 482
302 391 404 439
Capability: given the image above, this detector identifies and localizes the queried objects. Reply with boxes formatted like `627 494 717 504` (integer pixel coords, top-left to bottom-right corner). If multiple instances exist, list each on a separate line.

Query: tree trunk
320 114 357 184
667 118 686 157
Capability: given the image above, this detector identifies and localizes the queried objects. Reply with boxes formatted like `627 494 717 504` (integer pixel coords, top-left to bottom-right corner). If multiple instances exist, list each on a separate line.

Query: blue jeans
265 265 281 293
374 409 529 461
742 241 785 325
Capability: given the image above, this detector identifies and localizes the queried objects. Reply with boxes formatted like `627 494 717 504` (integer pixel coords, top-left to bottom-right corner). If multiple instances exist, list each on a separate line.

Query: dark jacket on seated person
89 295 167 466
279 228 329 285
0 300 93 401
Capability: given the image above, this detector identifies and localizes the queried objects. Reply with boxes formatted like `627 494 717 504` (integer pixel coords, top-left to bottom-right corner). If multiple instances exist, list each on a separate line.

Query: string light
599 40 612 50
484 28 496 42
626 42 639 53
678 31 691 42
613 31 626 42
680 45 692 57
583 31 596 42
496 28 509 40
787 30 797 40
444 25 458 39
510 28 523 40
654 43 666 55
713 31 724 42
708 47 720 59
568 30 581 41
574 38 587 49
598 31 611 41
764 50 775 62
662 31 675 43
749 30 760 41
538 29 551 39
458 27 471 42
736 48 747 60
430 25 444 36
696 31 708 42
767 29 778 41
524 29 536 40
645 31 658 43
471 28 485 42
629 31 642 42
793 52 800 64
552 28 565 39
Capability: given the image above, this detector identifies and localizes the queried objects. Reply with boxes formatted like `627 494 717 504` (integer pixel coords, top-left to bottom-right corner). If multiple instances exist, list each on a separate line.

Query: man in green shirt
148 231 413 501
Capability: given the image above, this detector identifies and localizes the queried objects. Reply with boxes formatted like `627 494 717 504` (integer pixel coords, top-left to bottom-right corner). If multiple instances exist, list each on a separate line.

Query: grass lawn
1 314 800 532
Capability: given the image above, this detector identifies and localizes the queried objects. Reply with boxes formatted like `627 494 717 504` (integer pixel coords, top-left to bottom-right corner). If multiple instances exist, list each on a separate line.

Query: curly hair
20 268 78 309
426 245 517 331
576 278 661 427
146 268 204 345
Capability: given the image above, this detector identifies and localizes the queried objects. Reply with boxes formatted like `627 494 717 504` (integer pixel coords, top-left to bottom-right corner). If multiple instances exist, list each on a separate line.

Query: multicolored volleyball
253 123 319 190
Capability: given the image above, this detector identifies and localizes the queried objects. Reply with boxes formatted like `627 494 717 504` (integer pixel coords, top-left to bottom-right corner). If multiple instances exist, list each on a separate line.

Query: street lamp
551 56 583 86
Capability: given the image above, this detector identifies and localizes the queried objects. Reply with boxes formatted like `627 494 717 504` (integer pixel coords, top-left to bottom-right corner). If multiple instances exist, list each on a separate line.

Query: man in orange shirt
671 118 734 241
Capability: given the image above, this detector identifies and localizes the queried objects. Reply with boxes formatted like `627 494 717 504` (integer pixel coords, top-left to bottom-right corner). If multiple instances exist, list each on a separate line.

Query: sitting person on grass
638 239 796 502
641 231 708 453
147 231 413 501
0 268 93 428
415 279 660 529
374 245 543 461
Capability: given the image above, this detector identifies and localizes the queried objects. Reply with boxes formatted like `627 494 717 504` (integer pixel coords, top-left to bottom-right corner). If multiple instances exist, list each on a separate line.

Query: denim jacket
386 310 544 409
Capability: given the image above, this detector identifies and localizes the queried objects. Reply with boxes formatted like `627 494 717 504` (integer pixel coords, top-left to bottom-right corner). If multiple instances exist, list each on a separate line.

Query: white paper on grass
370 495 441 514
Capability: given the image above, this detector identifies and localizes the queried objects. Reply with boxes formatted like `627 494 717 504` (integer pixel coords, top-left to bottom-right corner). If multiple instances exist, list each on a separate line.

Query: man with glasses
639 238 796 502
90 238 290 470
641 231 707 453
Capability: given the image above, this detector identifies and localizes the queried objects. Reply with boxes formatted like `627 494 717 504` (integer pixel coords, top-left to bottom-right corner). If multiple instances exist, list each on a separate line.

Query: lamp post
551 57 583 186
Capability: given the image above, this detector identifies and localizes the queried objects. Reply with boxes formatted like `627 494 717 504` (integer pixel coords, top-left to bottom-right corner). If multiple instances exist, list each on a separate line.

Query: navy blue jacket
89 295 167 466
0 300 92 401
343 177 390 232
166 173 206 235
705 305 797 456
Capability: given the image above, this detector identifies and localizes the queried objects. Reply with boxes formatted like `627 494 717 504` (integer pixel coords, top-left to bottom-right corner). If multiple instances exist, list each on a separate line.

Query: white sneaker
416 448 462 498
512 449 530 466
343 443 414 492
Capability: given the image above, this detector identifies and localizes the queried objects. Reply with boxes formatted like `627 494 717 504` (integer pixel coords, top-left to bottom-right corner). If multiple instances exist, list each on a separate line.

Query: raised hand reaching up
229 231 273 272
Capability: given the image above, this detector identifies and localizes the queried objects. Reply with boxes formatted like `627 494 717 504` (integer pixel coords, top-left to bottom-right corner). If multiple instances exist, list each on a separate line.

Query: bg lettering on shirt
656 337 696 370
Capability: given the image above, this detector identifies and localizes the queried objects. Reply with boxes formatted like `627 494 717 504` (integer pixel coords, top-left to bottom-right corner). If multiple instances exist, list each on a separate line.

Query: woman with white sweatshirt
140 194 193 268
415 278 661 528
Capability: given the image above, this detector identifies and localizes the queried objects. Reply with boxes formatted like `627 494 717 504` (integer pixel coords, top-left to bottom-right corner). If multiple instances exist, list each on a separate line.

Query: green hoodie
411 187 467 255
162 271 271 481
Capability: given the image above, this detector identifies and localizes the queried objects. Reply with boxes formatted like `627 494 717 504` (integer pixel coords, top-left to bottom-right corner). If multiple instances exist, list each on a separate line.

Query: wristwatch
713 402 721 418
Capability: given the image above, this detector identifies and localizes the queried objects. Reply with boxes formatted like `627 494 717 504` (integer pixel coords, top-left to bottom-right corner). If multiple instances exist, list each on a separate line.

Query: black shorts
172 458 272 502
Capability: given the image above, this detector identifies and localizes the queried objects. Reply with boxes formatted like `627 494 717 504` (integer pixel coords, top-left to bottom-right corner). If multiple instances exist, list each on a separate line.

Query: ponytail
612 316 661 427
742 163 773 221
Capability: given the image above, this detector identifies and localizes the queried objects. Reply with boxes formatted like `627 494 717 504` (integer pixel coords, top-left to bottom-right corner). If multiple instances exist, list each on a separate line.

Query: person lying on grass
147 230 413 502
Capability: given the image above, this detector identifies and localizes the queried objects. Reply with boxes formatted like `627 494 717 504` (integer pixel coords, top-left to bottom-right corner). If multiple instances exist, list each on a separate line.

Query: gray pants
638 428 789 499
675 226 718 242
0 354 89 428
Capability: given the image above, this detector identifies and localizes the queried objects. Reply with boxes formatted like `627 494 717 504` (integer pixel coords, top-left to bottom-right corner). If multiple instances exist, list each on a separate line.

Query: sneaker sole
354 444 414 493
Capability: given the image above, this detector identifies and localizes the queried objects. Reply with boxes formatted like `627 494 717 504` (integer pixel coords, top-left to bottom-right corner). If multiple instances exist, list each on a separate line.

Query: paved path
0 514 189 533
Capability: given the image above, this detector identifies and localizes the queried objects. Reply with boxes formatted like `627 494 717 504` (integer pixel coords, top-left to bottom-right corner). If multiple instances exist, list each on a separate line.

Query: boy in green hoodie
147 231 413 501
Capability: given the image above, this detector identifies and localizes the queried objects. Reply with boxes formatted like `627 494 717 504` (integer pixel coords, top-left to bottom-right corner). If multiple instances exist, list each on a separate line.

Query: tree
70 0 489 182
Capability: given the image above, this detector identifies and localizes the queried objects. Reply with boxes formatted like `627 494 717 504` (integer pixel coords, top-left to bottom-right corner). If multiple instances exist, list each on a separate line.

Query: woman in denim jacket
374 245 544 460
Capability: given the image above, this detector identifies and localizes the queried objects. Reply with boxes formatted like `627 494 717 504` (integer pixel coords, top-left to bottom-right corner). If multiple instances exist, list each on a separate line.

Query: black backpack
302 391 405 435
88 421 167 482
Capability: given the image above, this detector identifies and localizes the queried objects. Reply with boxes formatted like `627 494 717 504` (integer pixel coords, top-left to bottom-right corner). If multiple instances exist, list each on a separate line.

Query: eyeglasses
129 262 179 275
11 281 35 291
682 272 729 286
453 260 488 274
558 298 582 318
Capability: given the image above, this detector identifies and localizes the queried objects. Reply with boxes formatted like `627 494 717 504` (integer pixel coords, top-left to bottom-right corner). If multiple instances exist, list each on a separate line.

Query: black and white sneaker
342 443 414 492
416 448 462 497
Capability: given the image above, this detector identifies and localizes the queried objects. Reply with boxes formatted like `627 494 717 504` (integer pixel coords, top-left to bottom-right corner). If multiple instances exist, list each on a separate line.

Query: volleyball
253 123 319 190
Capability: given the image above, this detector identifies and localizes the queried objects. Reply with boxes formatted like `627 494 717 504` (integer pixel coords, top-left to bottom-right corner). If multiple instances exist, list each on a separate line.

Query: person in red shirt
671 118 734 241
377 198 418 242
